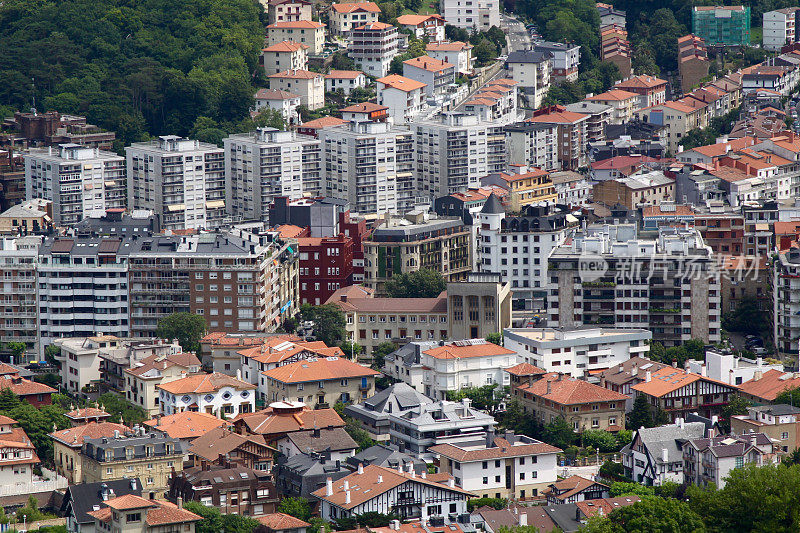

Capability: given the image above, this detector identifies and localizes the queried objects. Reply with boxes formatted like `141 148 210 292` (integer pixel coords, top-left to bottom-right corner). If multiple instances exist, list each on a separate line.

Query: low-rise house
341 102 389 123
621 418 706 486
544 476 609 504
263 356 379 407
262 41 309 76
266 21 325 54
51 421 130 484
254 89 302 125
233 400 345 445
512 373 628 432
345 382 434 440
65 407 112 427
426 41 474 76
0 415 39 489
431 431 561 499
0 374 56 407
124 351 202 416
591 171 675 210
682 432 775 488
257 513 310 533
86 494 201 533
200 332 301 376
346 444 427 474
312 464 471 521
731 404 800 455
276 426 358 462
737 369 800 404
188 425 274 471
0 199 52 235
156 372 256 417
472 503 558 533
398 14 446 42
269 70 325 110
169 464 278 515
614 75 668 109
543 496 641 533
403 56 456 97
329 2 381 35
376 74 427 124
325 70 367 95
61 479 142 533
598 356 670 411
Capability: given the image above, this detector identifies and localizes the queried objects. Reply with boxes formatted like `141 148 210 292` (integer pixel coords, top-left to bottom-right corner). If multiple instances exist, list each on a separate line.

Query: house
633 101 704 153
544 476 609 504
731 404 800 455
55 335 120 395
736 369 800 404
61 479 142 533
188 425 274 471
682 432 775 488
169 464 278 515
346 444 427 474
325 70 367 95
426 41 474 76
341 102 389 123
472 503 558 533
397 14 446 42
143 411 228 445
479 166 556 211
81 431 186 499
269 70 325 110
123 352 202 416
598 356 670 411
329 2 381 35
266 0 312 25
615 75 668 109
257 513 310 533
273 452 351 499
344 383 434 440
0 374 56 407
621 418 707 486
275 426 358 462
376 74 427 123
0 199 52 235
232 400 345 445
403 56 456 97
431 431 561 499
512 373 628 432
50 421 130 484
585 89 639 124
0 415 39 489
199 332 301 376
254 88 302 125
631 366 739 421
262 41 309 76
504 50 552 109
266 21 325 54
65 407 112 427
532 42 580 84
86 495 201 533
311 464 471 521
156 372 256 417
591 171 675 210
543 496 641 533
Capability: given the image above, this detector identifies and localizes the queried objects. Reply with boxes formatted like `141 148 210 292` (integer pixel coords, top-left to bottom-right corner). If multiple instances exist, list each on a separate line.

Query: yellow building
50 421 129 485
482 165 557 211
124 352 202 416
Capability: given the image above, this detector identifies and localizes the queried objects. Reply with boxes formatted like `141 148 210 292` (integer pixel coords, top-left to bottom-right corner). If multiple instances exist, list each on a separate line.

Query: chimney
325 477 333 496
156 414 162 427
547 380 552 394
377 474 383 483
701 366 707 377
420 471 426 479
236 369 242 380
177 496 183 509
358 463 364 474
390 520 401 531
707 428 715 438
685 367 690 375
645 371 651 382
662 448 668 463
676 417 684 429
754 370 763 381
519 513 528 527
711 415 718 425
345 490 351 504
343 480 349 491
598 507 604 517
448 478 455 488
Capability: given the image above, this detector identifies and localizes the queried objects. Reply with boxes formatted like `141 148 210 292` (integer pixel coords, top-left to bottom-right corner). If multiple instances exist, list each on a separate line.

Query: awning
104 180 116 187
205 200 225 209
566 214 579 223
166 204 186 212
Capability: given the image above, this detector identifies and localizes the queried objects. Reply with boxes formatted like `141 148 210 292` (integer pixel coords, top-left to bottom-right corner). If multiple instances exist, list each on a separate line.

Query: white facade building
348 22 398 78
376 75 427 124
224 128 322 223
440 0 500 31
532 42 580 83
503 328 652 378
254 89 302 125
325 71 367 95
686 350 783 386
156 372 256 417
269 69 325 110
24 144 126 226
763 8 800 51
262 41 309 76
621 420 706 486
126 136 226 230
54 336 117 395
403 56 456 97
505 50 552 109
426 42 474 76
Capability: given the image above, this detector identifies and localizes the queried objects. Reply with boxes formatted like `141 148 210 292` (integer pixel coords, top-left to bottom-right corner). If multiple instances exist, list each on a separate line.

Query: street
502 13 533 53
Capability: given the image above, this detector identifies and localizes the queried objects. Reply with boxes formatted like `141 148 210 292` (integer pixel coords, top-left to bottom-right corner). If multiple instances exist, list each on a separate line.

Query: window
126 513 141 523
782 432 789 439
482 476 488 484
482 461 487 469
519 472 525 480
735 456 744 469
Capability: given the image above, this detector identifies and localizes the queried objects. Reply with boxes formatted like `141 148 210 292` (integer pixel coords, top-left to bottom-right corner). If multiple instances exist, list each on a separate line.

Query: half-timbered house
631 366 738 421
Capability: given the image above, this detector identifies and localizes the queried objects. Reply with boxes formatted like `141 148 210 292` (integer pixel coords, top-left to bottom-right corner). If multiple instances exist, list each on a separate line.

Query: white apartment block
426 41 474 76
126 136 226 230
348 22 398 78
318 120 415 215
224 128 323 223
440 0 500 32
266 21 325 54
503 327 651 378
24 144 126 226
504 121 559 171
533 42 580 83
376 75 428 124
254 89 302 125
269 69 325 110
505 50 552 109
403 56 456 97
413 113 510 198
763 8 800 51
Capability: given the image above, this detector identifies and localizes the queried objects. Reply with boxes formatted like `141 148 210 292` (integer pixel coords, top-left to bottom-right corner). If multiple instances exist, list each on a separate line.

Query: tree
277 497 313 521
384 269 446 298
722 296 769 336
156 312 206 354
776 386 800 407
446 384 499 411
33 373 61 389
340 341 363 360
540 416 577 450
16 494 45 523
299 304 347 346
609 482 655 497
485 332 503 346
98 392 148 426
467 497 507 511
719 396 750 433
473 38 498 67
0 389 22 411
6 342 26 363
584 497 705 532
628 394 653 430
582 429 620 452
371 342 396 371
354 512 400 527
598 459 627 482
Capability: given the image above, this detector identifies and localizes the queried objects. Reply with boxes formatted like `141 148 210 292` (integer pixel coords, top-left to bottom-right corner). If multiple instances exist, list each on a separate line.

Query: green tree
33 373 61 389
584 496 705 532
485 332 503 346
371 341 396 371
473 38 498 67
446 384 499 411
97 392 148 426
541 416 576 450
355 512 400 527
598 459 627 482
299 304 347 347
722 296 769 336
183 502 223 533
582 429 620 453
277 497 313 521
467 497 507 511
156 312 206 354
719 396 750 433
16 495 45 523
340 341 363 360
0 389 22 411
628 394 653 430
609 482 655 497
384 269 447 298
6 342 27 362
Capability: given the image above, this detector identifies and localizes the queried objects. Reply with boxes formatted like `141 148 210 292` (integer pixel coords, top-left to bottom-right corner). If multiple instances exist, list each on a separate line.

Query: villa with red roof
426 41 474 74
631 366 738 421
377 74 427 123
50 421 130 484
329 2 381 35
403 55 455 96
614 74 668 108
324 70 366 95
262 41 309 76
268 69 324 109
156 372 256 417
397 14 446 41
86 494 201 533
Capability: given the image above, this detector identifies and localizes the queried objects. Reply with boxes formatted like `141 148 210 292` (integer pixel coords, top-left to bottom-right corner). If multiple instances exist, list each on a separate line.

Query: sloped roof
516 373 628 405
480 192 504 214
430 436 561 461
263 41 309 53
403 56 454 73
255 88 301 101
398 14 445 25
235 405 345 436
547 475 608 501
156 372 256 394
738 369 800 401
505 362 547 377
631 367 734 398
267 20 324 28
300 116 347 129
587 89 638 102
377 74 427 92
422 340 515 360
50 421 130 448
257 513 311 530
427 41 473 52
325 70 365 79
634 421 708 464
269 69 323 80
263 357 379 383
330 2 381 13
188 426 272 461
143 411 228 440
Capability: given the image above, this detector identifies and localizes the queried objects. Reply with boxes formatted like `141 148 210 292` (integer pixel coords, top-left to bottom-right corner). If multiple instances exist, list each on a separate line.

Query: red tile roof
516 373 628 405
738 369 800 402
49 421 130 448
430 437 561 461
341 102 389 113
257 513 311 530
0 375 56 396
157 372 256 395
403 56 454 73
143 411 228 440
377 74 427 92
267 20 325 29
330 2 381 13
631 366 735 398
505 362 547 376
234 405 344 436
325 70 364 79
263 356 379 383
269 69 323 80
422 340 515 360
587 89 638 101
263 41 309 53
300 116 347 128
426 41 472 52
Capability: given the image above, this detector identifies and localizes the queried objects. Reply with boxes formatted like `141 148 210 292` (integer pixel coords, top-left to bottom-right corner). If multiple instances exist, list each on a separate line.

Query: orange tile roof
145 501 202 526
430 437 561 461
189 426 273 461
330 2 381 13
143 411 228 440
300 116 347 128
341 102 388 113
516 373 628 405
105 494 158 511
65 407 110 420
325 70 364 79
546 475 608 501
527 109 588 124
0 375 56 396
201 332 301 347
262 41 309 53
257 513 311 530
423 341 516 360
575 496 642 518
616 75 667 90
372 522 466 533
125 352 200 378
276 224 306 238
505 362 547 376
89 497 201 526
397 14 445 25
267 20 324 29
49 422 129 448
156 372 256 395
234 405 344 436
403 56 454 72
263 356 379 383
377 74 427 92
689 136 757 158
642 205 695 217
587 89 638 102
355 21 393 30
716 254 766 271
427 41 472 52
631 366 734 397
238 338 343 365
0 363 20 376
738 369 800 401
661 101 697 114
269 69 323 80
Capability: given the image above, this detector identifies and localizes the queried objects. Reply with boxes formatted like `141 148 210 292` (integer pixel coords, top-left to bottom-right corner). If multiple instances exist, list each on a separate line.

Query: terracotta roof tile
377 74 427 92
263 357 379 383
145 501 202 526
267 20 325 28
403 55 454 72
516 373 628 405
505 362 546 376
156 372 256 395
49 422 129 447
262 41 309 53
125 352 200 378
546 475 608 501
330 2 381 13
257 513 311 530
0 375 56 396
615 75 667 90
189 426 272 462
422 340 515 360
326 70 365 79
341 102 388 113
143 411 228 440
234 404 344 436
300 116 347 128
631 366 735 397
430 437 561 461
269 69 323 80
738 369 800 402
587 89 638 101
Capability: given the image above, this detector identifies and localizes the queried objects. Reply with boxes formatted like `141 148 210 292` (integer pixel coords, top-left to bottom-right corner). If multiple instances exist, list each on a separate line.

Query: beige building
266 21 325 54
50 421 129 484
87 494 201 533
81 431 186 499
0 199 52 235
262 41 309 76
634 101 704 153
447 272 512 341
585 89 639 124
266 0 312 24
269 69 325 110
124 352 202 416
731 405 800 455
329 2 381 35
263 356 379 408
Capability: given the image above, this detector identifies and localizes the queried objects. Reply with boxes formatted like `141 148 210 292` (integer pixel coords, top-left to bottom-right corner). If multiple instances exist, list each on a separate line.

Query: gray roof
286 427 358 454
393 399 497 429
61 479 142 525
750 404 800 416
480 193 504 215
635 422 706 464
363 382 433 413
83 433 186 462
347 444 427 473
183 464 270 485
281 452 349 476
565 102 613 115
506 50 552 64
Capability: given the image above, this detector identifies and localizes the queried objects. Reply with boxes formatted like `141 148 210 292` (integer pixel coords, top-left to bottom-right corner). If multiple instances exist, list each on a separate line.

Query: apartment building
532 42 580 84
615 75 668 109
462 78 519 122
634 101 704 153
772 247 800 361
50 420 129 484
586 89 638 124
348 22 398 77
296 233 354 305
546 224 721 346
440 0 500 31
682 433 774 488
376 74 427 124
526 106 588 170
504 122 558 171
592 171 675 210
269 69 325 110
564 102 612 143
224 128 322 223
678 35 710 93
431 432 560 499
414 113 509 198
362 212 471 295
692 5 751 47
254 89 301 125
480 166 556 211
763 8 800 51
318 120 414 214
266 21 325 54
504 327 651 378
600 25 631 78
426 41 474 75
329 2 381 35
622 420 706 486
126 136 226 230
403 56 455 97
262 41 309 76
266 0 312 24
170 464 277 516
0 237 39 351
504 50 552 109
398 14 446 42
124 352 202 416
325 70 367 95
23 144 126 226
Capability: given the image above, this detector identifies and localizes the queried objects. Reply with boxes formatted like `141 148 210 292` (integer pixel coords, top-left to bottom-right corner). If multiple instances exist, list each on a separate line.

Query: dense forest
0 0 268 149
